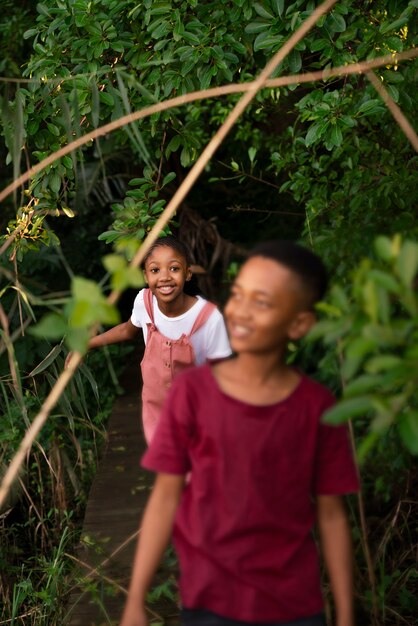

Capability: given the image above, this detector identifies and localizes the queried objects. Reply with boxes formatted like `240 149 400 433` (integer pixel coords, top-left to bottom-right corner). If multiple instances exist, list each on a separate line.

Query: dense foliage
0 0 417 624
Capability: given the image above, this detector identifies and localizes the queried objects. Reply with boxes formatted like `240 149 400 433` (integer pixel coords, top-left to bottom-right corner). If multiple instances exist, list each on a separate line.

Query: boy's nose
233 299 251 320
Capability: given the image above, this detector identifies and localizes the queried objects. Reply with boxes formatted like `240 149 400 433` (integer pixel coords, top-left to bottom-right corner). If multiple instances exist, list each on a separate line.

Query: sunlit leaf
28 313 67 340
395 240 418 287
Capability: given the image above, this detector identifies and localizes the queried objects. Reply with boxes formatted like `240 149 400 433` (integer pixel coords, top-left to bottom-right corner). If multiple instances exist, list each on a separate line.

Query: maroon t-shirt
142 365 359 623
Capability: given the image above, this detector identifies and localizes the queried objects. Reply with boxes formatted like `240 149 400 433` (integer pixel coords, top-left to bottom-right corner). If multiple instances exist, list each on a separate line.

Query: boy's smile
144 245 192 314
225 256 315 355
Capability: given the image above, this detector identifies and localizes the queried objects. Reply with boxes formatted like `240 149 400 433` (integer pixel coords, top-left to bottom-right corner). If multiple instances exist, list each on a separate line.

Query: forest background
0 0 417 624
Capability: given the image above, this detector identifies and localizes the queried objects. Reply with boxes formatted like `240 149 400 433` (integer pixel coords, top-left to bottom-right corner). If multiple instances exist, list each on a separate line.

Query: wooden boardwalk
66 351 179 626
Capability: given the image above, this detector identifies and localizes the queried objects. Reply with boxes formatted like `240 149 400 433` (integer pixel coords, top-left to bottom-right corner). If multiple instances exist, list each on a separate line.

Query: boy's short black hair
142 235 191 268
247 240 328 308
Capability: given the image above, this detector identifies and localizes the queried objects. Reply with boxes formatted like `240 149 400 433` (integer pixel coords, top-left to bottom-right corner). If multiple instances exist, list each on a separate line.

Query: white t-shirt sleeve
202 308 232 361
131 289 146 328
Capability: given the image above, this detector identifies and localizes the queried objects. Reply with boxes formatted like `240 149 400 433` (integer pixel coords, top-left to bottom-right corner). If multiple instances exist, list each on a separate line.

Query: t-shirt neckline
205 363 305 410
152 293 202 321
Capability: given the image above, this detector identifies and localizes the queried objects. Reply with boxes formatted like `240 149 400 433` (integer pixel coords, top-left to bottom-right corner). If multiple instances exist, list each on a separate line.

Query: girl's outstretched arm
120 472 185 626
65 320 140 368
317 494 355 626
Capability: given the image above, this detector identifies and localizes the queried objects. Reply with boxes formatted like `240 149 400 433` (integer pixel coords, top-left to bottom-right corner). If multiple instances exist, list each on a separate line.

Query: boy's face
224 256 315 355
144 245 192 304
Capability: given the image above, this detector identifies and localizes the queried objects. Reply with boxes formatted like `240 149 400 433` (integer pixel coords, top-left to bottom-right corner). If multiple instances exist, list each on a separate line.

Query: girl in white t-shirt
69 236 231 443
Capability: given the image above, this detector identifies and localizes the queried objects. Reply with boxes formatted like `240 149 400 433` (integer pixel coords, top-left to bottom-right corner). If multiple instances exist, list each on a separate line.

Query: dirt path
66 351 179 626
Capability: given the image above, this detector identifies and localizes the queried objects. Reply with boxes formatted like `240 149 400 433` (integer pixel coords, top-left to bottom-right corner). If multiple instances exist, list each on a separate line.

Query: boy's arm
120 472 185 626
316 494 355 626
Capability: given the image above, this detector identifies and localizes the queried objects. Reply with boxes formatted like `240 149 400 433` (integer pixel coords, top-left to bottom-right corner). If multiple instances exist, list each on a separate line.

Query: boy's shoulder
294 372 336 414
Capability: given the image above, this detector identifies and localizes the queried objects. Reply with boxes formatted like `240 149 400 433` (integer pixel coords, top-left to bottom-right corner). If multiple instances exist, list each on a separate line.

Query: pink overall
140 288 215 444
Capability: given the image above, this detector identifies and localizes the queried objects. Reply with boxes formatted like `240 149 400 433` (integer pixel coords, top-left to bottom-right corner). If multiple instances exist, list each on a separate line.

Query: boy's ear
288 311 317 341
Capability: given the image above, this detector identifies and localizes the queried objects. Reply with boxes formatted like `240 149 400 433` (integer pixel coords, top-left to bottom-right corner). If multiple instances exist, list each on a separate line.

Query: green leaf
28 313 67 340
362 280 379 322
356 431 379 463
344 374 382 398
305 120 329 147
326 12 346 33
91 80 100 128
47 122 60 137
65 327 90 354
287 49 301 73
374 236 393 261
99 91 114 107
248 147 257 163
365 354 402 374
254 31 281 51
395 240 418 287
72 277 103 303
162 171 176 186
50 172 61 195
379 15 409 35
399 412 418 454
180 145 191 167
272 0 284 17
368 269 400 293
357 99 385 116
103 254 126 273
182 31 200 45
245 21 270 34
310 38 331 53
386 84 399 103
253 3 274 19
342 337 377 379
112 266 145 291
329 123 343 147
23 28 38 39
28 344 63 376
322 396 374 425
98 230 121 243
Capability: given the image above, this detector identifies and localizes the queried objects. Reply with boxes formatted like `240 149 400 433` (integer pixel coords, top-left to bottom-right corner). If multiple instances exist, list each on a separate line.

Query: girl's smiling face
224 256 315 355
143 245 192 305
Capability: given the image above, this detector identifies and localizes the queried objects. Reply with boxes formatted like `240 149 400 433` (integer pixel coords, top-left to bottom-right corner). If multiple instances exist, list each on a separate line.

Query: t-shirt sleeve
141 375 193 475
204 308 232 360
313 394 360 496
130 289 145 328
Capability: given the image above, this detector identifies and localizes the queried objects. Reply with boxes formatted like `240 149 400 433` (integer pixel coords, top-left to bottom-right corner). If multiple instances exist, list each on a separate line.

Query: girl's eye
170 266 180 272
150 268 159 273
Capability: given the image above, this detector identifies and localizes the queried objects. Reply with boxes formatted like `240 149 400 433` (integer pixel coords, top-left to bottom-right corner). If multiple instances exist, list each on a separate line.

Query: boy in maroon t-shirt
121 241 359 626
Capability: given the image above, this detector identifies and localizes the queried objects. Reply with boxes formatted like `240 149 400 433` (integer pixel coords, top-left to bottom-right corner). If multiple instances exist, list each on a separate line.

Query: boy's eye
255 300 270 308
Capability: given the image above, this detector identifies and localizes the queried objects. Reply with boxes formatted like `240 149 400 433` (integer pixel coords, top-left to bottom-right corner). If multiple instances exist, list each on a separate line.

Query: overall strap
189 301 216 336
143 288 155 323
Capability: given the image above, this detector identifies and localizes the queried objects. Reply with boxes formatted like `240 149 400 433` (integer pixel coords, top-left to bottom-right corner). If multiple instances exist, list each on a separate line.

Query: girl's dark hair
142 235 191 268
247 240 328 307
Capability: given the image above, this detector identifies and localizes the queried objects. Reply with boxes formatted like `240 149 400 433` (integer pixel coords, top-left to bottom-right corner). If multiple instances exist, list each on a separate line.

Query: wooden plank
65 352 178 625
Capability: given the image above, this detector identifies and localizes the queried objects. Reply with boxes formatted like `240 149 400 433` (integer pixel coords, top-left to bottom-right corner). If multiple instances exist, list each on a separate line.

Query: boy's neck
214 351 301 406
234 351 289 382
